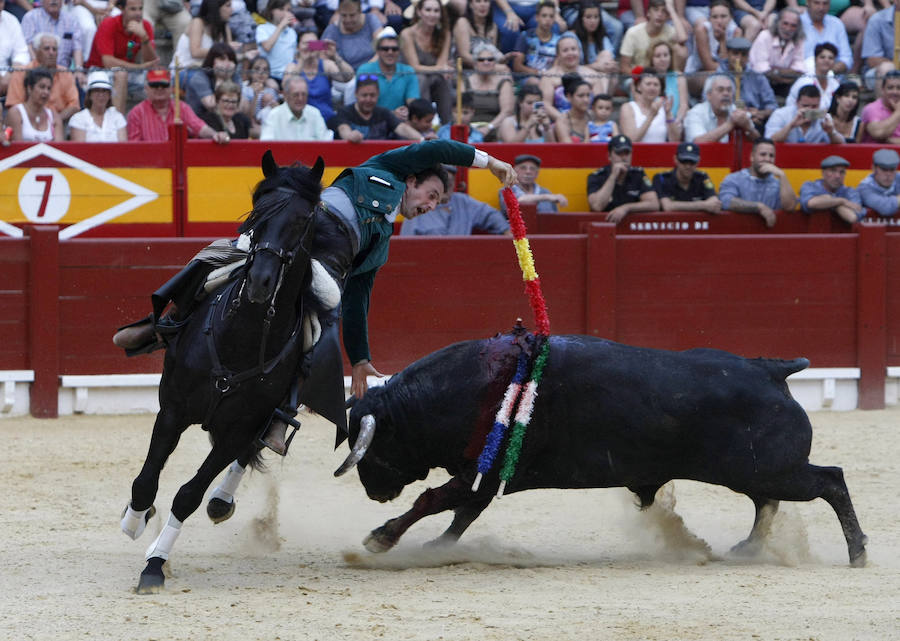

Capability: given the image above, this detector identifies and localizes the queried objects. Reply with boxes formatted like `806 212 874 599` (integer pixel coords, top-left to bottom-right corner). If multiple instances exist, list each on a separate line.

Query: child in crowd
589 93 618 142
437 92 485 143
407 98 439 140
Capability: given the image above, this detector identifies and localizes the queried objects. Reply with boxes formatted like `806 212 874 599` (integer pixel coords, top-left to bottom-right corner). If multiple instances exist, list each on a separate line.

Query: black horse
120 152 327 593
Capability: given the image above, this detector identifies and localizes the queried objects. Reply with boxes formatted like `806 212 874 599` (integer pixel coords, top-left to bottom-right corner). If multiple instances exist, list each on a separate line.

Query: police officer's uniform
652 169 717 203
587 166 655 212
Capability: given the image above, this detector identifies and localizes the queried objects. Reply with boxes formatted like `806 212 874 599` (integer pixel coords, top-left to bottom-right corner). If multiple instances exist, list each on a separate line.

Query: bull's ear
311 156 325 182
261 150 277 177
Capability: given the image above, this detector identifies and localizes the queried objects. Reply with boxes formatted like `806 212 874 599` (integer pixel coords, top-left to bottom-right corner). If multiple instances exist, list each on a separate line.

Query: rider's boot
113 308 178 356
260 418 289 456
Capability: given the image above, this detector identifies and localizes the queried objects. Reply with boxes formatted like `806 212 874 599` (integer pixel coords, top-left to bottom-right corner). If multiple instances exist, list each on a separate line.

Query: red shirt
86 14 154 68
127 99 207 141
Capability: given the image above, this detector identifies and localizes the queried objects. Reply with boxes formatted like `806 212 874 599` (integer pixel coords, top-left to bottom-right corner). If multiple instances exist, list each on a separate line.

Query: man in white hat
355 26 420 120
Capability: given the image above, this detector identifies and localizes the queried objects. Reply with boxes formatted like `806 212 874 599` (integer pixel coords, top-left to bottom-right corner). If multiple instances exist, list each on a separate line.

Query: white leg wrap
145 514 183 561
121 503 151 540
209 461 245 503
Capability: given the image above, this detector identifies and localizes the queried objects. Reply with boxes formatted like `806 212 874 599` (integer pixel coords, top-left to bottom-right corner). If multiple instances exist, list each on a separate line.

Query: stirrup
256 407 302 455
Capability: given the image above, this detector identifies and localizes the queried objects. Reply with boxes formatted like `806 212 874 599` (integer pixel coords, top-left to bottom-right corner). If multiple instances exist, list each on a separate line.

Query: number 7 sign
18 168 71 223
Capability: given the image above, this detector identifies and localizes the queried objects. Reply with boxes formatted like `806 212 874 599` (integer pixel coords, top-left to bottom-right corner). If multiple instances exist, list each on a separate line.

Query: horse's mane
238 163 323 235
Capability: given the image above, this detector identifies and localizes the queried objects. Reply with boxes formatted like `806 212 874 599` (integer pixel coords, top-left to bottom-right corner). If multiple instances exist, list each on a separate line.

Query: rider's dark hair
413 165 451 194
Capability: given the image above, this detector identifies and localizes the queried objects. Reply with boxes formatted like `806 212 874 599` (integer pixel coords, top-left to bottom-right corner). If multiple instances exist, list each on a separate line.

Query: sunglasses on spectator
148 82 170 88
379 45 399 52
477 57 495 62
358 74 379 82
220 98 239 104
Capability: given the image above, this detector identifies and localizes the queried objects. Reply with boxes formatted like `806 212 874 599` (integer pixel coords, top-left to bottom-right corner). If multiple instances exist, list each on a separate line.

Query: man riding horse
114 140 517 454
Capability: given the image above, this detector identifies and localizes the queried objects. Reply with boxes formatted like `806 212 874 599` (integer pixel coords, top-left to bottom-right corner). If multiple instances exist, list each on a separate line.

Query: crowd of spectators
2 0 899 146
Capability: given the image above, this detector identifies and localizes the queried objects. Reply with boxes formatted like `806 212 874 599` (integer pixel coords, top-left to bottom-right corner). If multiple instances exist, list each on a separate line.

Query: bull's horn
333 414 376 477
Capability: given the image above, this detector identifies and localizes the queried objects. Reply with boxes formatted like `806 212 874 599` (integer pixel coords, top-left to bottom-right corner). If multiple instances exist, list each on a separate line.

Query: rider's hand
487 156 517 188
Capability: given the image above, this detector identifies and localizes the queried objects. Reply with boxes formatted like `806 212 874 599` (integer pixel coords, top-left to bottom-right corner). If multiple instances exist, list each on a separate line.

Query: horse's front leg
206 445 259 523
121 408 188 540
137 441 242 594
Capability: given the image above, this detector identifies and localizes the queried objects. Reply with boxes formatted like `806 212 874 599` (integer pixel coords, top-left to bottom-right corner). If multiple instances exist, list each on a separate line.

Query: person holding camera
764 84 845 143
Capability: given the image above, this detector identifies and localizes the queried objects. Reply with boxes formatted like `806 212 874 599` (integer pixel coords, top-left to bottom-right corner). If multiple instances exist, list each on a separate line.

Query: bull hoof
850 537 868 568
136 557 166 594
363 527 396 553
206 497 235 524
729 537 763 558
424 534 456 549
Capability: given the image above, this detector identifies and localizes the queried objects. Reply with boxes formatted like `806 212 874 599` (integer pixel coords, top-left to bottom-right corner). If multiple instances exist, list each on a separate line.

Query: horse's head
240 151 324 305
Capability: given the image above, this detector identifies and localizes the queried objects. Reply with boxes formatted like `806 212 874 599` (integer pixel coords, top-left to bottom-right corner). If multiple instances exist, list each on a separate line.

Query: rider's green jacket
330 139 484 365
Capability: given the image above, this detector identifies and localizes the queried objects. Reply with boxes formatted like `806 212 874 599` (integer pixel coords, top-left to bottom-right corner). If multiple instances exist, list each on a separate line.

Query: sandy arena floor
0 408 897 641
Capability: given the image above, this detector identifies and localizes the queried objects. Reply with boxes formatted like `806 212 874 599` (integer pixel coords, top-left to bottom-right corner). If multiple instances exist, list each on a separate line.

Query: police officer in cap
799 155 863 223
587 134 660 223
858 148 900 217
652 142 723 213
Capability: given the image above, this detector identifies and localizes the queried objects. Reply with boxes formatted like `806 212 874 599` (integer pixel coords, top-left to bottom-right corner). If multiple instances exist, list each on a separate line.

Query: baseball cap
514 154 541 166
820 155 850 169
86 70 112 91
873 148 899 169
609 134 632 152
726 37 752 51
146 69 171 86
676 142 701 163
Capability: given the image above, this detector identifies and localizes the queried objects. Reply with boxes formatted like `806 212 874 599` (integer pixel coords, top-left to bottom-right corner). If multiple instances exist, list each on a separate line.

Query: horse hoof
136 557 166 594
363 528 395 553
207 497 236 524
121 504 156 540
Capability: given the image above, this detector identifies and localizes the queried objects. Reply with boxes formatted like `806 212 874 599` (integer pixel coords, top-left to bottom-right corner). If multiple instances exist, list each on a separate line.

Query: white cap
86 69 113 91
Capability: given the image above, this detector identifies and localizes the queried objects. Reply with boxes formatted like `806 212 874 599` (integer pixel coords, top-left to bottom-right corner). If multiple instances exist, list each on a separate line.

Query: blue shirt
800 13 853 70
861 7 894 66
500 184 558 213
21 8 82 68
764 105 836 143
514 28 561 71
356 61 420 110
858 173 900 216
799 179 861 214
255 22 297 80
400 192 509 235
719 169 783 210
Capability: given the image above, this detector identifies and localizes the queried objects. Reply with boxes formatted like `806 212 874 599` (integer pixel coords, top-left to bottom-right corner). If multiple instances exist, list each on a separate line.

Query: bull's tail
760 357 810 379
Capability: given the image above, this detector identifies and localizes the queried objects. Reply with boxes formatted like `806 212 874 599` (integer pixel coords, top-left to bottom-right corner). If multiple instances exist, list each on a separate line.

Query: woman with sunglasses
284 29 355 122
463 42 515 138
453 0 505 69
200 80 257 139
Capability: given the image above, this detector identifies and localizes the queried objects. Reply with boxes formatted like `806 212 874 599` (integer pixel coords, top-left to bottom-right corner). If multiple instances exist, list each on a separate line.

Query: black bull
336 332 868 566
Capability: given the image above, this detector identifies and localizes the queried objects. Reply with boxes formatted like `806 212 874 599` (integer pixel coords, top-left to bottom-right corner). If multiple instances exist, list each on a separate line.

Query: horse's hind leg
206 447 260 524
138 441 242 594
122 408 188 540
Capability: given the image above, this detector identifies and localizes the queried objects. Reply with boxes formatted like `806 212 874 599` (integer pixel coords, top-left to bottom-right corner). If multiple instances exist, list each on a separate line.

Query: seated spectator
828 81 862 143
329 74 422 141
284 30 354 122
799 155 863 224
718 137 797 227
501 153 567 213
255 0 298 83
860 1 895 90
142 0 191 62
648 41 688 127
406 97 438 139
619 0 687 75
511 0 561 76
685 0 741 95
355 27 418 120
748 8 805 96
861 70 900 145
800 0 852 75
127 68 230 142
260 74 332 140
6 68 64 142
453 0 504 70
652 142 722 213
403 168 510 235
200 80 257 139
497 83 556 143
539 34 612 121
497 0 567 53
729 0 769 42
86 0 160 115
587 134 660 223
68 70 127 141
684 73 758 143
21 0 85 84
620 69 680 142
555 74 594 142
6 33 80 122
463 42 514 138
3 0 31 21
858 148 900 217
765 85 845 143
323 0 385 70
588 93 618 142
0 1 30 101
173 0 241 70
718 36 775 133
564 0 617 76
436 91 485 143
786 42 839 110
398 0 453 124
184 42 240 120
242 55 281 126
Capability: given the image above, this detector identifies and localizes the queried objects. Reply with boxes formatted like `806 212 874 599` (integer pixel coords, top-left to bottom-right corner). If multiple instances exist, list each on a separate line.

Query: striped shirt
126 99 207 141
21 8 83 69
